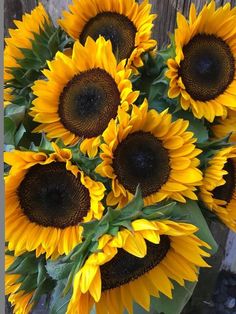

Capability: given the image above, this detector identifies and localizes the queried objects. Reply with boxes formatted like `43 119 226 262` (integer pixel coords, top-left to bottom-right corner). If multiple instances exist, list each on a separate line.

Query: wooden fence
4 0 236 313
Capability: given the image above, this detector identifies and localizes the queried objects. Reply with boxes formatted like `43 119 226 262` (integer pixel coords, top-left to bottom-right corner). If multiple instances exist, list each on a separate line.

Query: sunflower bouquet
4 1 236 313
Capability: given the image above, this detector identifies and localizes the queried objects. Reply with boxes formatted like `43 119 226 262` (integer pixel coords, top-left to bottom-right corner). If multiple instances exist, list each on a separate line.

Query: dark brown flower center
101 236 170 290
112 131 170 197
179 34 235 101
80 12 137 61
213 158 236 203
18 162 90 228
59 68 120 138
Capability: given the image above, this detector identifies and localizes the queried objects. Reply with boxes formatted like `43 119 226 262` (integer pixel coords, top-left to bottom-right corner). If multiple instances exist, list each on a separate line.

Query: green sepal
73 151 102 172
7 255 38 275
80 220 100 239
132 53 167 105
140 201 176 221
198 135 232 151
32 41 51 64
16 273 38 293
38 133 54 152
117 185 143 217
6 254 22 273
158 33 176 61
16 57 44 70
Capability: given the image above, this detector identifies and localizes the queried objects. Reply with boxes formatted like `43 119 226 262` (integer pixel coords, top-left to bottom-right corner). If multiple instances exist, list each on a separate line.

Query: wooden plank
4 0 37 36
222 231 236 274
150 0 236 47
41 0 72 25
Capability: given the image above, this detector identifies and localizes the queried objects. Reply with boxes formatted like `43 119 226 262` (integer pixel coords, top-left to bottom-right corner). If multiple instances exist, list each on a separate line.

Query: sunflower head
4 143 106 258
4 3 50 82
96 100 203 207
67 219 210 314
211 109 236 143
199 146 236 231
30 37 139 157
166 1 236 122
58 0 157 69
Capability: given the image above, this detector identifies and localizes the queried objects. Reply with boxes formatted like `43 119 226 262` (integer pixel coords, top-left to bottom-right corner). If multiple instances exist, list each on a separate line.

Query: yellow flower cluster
4 1 236 313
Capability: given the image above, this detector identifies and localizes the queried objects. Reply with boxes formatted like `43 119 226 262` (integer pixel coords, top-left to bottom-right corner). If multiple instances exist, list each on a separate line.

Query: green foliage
6 252 55 308
4 117 16 145
43 189 216 314
49 281 72 314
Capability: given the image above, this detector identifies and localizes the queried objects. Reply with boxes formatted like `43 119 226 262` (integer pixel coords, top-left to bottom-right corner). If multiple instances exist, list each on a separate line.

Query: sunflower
58 0 157 69
96 100 203 207
4 143 106 258
166 1 236 122
5 253 34 314
30 37 139 157
66 219 210 314
211 109 236 143
4 3 49 82
199 146 236 231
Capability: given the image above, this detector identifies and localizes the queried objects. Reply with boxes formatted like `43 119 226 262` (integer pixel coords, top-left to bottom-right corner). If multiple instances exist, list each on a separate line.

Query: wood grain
4 0 37 36
149 0 236 47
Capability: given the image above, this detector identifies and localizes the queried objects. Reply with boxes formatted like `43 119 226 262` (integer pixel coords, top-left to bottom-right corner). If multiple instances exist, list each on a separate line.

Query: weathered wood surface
6 0 236 45
222 231 236 274
4 0 236 313
151 0 236 47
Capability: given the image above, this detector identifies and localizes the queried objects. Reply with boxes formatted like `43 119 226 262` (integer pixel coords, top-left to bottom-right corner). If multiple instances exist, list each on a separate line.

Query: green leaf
49 280 71 314
15 123 26 146
5 104 25 127
153 281 197 314
31 279 55 304
171 200 218 254
46 260 74 281
4 117 16 145
37 259 47 286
